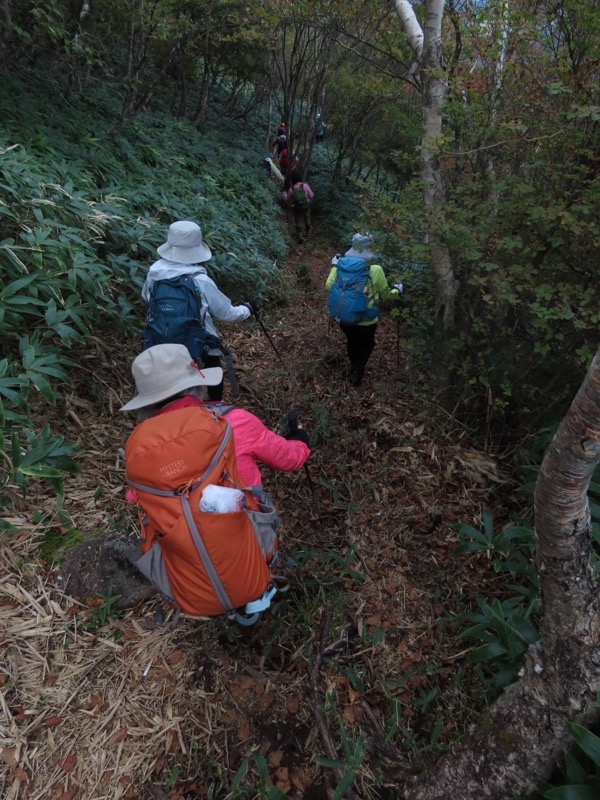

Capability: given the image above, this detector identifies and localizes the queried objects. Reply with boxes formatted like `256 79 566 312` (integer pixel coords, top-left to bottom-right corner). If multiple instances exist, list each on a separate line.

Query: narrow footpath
1 233 510 800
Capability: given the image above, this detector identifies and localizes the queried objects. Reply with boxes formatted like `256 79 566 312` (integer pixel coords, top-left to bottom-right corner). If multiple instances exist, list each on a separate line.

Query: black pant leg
201 353 224 401
354 323 377 379
340 323 377 380
339 323 359 367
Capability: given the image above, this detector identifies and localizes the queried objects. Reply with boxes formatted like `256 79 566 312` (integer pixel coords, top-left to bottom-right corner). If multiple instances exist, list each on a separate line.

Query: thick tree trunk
400 350 600 799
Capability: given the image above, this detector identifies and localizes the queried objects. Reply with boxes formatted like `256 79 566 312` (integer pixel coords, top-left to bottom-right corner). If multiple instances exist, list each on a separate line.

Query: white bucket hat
344 232 375 261
157 221 212 264
120 344 223 411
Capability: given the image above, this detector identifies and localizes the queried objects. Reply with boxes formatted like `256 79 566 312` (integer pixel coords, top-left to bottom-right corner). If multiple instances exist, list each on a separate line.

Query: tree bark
2 0 12 43
399 350 600 799
395 0 458 356
420 0 458 335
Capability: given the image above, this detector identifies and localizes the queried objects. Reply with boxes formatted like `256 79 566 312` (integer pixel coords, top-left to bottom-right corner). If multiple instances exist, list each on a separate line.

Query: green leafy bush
0 71 287 502
451 507 540 688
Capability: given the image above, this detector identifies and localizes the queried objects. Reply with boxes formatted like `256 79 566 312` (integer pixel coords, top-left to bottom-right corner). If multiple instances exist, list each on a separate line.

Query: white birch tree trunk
420 0 458 335
485 1 510 211
395 0 458 345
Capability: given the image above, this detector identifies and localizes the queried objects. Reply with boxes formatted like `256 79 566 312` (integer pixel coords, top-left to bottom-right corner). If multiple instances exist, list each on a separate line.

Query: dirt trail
0 232 510 800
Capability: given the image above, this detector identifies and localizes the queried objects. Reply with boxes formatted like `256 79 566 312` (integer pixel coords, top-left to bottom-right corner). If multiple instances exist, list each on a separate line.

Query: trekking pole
218 343 240 398
394 281 404 371
287 410 320 514
253 309 288 370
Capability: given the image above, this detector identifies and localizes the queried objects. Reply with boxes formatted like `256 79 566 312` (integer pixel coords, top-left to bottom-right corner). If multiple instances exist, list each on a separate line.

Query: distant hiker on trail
315 114 327 143
276 134 287 156
141 220 256 402
270 127 287 157
120 344 311 622
285 169 314 243
326 233 399 387
278 140 289 175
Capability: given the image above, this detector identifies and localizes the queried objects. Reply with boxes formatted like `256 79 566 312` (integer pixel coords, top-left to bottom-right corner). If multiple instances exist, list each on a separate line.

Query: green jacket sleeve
325 267 337 290
369 264 397 302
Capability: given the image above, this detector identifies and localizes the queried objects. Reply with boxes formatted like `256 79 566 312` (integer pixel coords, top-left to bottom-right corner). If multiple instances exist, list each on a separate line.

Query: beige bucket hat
157 220 212 264
120 344 222 411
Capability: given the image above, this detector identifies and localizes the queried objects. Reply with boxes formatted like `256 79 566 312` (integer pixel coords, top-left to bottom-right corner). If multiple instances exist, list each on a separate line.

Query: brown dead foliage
0 233 519 799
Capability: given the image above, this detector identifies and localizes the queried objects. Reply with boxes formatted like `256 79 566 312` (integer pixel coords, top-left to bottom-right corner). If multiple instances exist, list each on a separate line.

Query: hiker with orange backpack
284 169 314 243
141 220 255 401
120 344 310 624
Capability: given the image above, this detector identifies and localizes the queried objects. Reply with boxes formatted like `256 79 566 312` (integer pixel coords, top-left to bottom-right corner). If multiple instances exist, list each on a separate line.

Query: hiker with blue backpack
284 169 314 243
326 233 400 387
141 220 256 401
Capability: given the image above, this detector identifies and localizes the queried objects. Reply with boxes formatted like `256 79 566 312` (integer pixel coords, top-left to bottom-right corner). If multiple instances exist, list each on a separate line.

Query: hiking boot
347 369 362 387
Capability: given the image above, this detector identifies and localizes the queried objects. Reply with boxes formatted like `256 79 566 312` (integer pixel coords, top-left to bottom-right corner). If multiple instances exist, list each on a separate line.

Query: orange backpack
125 405 279 619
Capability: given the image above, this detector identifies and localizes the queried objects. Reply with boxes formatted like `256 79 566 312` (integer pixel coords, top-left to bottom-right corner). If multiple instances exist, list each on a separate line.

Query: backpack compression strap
127 420 236 613
215 342 240 397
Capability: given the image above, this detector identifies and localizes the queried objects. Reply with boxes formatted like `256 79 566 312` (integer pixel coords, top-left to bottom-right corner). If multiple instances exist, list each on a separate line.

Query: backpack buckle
232 585 278 627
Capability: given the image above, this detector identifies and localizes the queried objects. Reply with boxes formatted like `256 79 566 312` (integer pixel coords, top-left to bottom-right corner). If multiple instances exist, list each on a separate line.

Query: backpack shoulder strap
202 402 236 416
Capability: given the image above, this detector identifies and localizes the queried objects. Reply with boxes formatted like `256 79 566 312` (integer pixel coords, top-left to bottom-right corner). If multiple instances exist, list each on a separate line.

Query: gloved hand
331 253 341 266
285 409 310 447
244 299 259 317
391 281 404 305
287 427 310 447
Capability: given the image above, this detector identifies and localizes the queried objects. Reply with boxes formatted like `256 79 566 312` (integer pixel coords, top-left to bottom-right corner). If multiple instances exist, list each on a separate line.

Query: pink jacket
224 408 309 486
162 397 310 487
285 181 314 204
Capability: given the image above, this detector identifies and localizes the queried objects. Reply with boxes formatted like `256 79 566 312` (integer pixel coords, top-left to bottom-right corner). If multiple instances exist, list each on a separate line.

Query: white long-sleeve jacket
142 260 251 342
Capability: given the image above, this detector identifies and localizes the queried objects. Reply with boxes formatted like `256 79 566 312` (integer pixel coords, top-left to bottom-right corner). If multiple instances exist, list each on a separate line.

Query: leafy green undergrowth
0 70 289 502
531 701 600 799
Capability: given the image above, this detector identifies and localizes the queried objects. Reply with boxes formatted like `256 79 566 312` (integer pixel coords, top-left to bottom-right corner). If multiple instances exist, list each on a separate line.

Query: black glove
244 299 259 317
285 409 310 447
287 427 310 447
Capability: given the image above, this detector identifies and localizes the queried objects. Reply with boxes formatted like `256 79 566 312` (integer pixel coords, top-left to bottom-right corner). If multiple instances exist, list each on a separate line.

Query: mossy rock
40 528 87 565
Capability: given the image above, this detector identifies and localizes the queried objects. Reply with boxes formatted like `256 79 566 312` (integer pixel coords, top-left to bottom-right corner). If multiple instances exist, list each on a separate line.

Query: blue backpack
141 274 220 362
328 257 378 325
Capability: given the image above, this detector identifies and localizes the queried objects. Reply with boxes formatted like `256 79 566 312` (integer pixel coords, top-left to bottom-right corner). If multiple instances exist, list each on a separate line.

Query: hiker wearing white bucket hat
142 221 256 401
